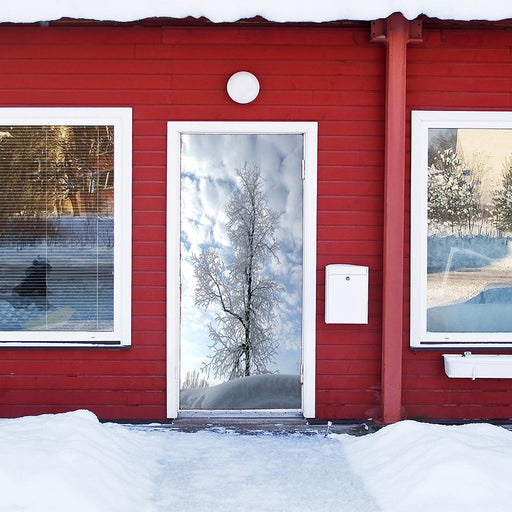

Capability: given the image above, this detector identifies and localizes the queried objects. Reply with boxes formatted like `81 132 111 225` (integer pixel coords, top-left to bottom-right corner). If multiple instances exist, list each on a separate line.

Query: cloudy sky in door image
180 133 304 385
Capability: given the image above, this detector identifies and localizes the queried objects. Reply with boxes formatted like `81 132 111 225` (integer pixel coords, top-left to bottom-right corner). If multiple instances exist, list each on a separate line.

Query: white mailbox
325 264 368 324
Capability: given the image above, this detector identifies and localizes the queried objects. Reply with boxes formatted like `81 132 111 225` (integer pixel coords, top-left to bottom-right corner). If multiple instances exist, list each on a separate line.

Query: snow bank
180 374 301 409
0 410 158 512
340 420 512 512
1 0 512 24
1 411 512 512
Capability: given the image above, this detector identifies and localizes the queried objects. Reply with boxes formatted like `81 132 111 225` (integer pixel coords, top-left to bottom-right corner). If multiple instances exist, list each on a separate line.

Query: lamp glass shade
227 72 260 104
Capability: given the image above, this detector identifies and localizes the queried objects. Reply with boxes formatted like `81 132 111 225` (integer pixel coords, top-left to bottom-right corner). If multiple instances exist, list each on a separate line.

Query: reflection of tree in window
0 125 113 238
428 128 457 167
0 125 115 332
428 147 481 234
491 159 512 234
426 131 512 334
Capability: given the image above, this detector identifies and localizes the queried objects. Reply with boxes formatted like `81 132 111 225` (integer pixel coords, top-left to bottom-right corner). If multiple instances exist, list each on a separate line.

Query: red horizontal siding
317 226 384 241
317 211 383 227
133 255 165 271
9 19 510 423
0 375 165 390
403 23 512 421
0 22 385 421
0 359 166 375
0 404 165 421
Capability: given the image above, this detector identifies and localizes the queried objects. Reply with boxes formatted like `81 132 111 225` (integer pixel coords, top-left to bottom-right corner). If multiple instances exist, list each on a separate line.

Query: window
0 108 131 346
411 111 512 348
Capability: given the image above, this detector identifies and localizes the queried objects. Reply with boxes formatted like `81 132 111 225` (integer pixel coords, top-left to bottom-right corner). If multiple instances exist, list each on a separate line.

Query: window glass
411 111 512 347
0 109 131 345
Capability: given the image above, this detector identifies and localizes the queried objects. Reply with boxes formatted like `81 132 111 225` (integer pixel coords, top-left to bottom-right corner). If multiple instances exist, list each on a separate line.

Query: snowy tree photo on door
179 133 303 410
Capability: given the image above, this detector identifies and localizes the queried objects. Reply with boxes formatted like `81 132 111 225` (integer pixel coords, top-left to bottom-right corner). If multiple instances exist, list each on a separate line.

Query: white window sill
0 341 127 349
443 353 512 380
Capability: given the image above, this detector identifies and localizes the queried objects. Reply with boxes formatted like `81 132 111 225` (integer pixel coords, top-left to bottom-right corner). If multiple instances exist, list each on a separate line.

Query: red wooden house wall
0 22 385 421
403 22 512 421
0 18 511 422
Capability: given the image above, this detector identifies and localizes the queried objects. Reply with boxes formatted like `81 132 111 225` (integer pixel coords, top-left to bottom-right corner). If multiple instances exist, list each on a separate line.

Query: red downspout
371 14 422 423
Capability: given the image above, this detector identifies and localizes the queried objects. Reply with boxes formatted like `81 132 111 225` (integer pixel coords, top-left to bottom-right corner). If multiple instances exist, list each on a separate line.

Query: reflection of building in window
456 129 512 204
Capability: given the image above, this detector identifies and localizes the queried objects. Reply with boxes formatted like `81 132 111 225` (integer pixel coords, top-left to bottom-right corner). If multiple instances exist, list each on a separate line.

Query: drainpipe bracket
370 17 423 44
408 19 423 43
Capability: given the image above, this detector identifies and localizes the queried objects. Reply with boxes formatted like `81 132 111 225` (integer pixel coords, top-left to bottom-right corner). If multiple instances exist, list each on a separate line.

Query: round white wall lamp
227 71 260 104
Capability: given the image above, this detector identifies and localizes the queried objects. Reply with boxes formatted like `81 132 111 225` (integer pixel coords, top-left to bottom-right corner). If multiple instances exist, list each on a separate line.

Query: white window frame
0 108 132 347
411 110 512 348
167 121 317 418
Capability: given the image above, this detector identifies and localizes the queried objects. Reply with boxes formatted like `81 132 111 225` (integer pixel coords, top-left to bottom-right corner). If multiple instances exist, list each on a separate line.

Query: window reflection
427 128 512 333
0 125 114 332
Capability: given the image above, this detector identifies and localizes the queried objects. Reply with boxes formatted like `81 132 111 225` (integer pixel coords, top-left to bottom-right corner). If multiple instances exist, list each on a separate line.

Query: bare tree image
491 159 512 234
192 164 282 380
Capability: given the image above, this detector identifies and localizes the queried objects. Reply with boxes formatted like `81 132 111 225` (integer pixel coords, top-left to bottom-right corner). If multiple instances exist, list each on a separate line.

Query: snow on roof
2 0 512 24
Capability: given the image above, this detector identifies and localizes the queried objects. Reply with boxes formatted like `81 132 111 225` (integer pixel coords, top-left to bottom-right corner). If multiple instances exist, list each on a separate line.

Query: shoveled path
126 420 380 512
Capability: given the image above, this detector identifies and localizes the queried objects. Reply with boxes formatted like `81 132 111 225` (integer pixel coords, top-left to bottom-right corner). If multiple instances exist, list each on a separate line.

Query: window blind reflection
0 125 114 333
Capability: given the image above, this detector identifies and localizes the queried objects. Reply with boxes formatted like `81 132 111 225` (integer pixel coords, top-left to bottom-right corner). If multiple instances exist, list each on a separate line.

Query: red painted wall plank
162 25 373 46
404 23 512 421
0 23 385 421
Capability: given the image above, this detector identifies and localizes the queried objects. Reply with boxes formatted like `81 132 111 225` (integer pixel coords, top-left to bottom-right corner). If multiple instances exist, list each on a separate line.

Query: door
167 122 317 417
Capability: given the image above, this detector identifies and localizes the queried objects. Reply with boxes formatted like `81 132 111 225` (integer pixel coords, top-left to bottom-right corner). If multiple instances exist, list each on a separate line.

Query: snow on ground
1 410 512 512
339 420 512 512
0 410 157 512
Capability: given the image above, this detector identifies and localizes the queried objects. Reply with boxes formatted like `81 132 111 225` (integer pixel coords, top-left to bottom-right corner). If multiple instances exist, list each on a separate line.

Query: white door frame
166 121 317 418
